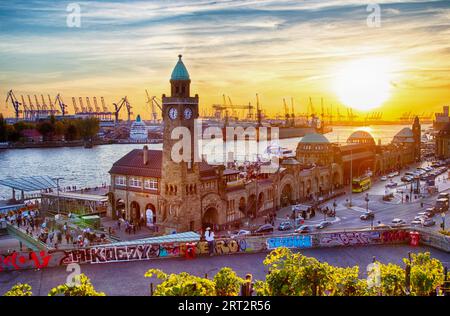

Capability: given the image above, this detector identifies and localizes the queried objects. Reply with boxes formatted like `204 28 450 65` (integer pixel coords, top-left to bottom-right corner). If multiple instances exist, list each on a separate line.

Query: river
0 124 423 200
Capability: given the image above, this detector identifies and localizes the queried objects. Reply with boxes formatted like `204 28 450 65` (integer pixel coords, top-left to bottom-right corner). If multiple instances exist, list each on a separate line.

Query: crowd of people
0 207 109 250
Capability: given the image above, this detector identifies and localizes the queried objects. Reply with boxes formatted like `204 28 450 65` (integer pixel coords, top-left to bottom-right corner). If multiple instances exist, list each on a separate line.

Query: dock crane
145 90 158 122
112 96 132 122
78 97 86 113
5 90 21 120
72 97 80 114
85 97 94 113
28 95 38 111
100 97 109 112
283 98 289 123
54 94 67 116
256 93 262 126
93 97 101 113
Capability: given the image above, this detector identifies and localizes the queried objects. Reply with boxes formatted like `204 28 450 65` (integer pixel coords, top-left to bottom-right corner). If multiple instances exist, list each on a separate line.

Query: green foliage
48 274 105 296
255 247 335 296
3 283 33 296
406 252 444 296
329 266 366 296
76 117 100 140
213 267 244 296
145 269 216 296
378 262 406 296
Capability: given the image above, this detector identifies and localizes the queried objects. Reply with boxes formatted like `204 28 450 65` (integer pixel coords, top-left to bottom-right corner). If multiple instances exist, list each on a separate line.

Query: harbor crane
100 97 109 112
85 97 94 113
145 90 159 122
78 97 86 113
112 96 132 122
5 90 21 120
72 97 80 114
54 94 67 116
93 97 101 113
212 94 254 120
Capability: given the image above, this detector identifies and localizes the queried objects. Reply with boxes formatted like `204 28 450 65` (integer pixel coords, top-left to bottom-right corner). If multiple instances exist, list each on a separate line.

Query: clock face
168 107 178 120
184 108 193 120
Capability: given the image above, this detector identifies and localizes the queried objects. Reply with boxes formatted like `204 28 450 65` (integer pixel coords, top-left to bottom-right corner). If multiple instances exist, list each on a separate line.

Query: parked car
391 218 406 226
401 176 413 182
295 225 313 234
230 229 251 238
422 219 436 227
411 219 422 226
254 224 274 234
278 221 293 231
360 211 375 220
417 212 432 219
316 221 332 229
381 176 388 181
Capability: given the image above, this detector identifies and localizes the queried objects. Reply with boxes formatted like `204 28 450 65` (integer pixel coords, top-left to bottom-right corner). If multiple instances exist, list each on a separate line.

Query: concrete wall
1 227 447 272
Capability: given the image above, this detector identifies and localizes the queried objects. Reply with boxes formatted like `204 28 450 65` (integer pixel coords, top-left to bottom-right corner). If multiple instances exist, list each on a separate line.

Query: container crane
93 97 101 113
54 94 67 116
145 90 158 122
5 90 22 120
72 97 80 114
101 97 109 112
85 97 94 113
113 96 132 122
78 97 86 113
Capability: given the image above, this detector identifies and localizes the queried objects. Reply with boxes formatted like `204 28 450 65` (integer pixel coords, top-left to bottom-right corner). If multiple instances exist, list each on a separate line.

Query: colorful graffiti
196 239 248 255
319 231 382 247
266 235 312 250
381 230 410 243
0 251 52 271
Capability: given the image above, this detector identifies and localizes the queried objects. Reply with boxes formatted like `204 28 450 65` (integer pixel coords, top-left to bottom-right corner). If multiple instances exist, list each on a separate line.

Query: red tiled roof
109 148 217 179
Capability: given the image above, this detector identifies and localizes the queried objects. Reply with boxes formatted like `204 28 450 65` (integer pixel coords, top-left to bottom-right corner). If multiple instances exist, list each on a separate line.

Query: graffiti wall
0 228 417 272
318 230 410 247
266 235 312 250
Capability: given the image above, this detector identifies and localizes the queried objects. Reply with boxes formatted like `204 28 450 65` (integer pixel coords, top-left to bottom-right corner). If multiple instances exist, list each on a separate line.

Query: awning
0 176 57 192
104 231 201 247
41 192 108 203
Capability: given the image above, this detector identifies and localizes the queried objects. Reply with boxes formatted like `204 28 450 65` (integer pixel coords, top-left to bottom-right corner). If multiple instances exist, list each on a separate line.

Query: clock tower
159 55 202 233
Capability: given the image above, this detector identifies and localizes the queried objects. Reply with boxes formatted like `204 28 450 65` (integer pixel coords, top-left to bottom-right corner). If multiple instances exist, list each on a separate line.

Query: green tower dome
170 55 190 81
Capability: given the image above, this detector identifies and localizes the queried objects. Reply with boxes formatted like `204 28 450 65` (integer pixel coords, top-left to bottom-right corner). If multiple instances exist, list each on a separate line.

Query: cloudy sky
0 0 449 120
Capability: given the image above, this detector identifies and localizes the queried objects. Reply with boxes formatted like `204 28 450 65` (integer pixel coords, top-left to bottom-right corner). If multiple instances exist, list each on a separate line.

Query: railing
6 223 50 251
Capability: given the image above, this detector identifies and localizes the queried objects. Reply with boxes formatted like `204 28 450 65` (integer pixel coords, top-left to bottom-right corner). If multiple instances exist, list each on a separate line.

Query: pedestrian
204 227 215 256
117 219 121 230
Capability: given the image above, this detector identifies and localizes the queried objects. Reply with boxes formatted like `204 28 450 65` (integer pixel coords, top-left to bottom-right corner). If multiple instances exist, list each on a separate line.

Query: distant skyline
0 0 449 120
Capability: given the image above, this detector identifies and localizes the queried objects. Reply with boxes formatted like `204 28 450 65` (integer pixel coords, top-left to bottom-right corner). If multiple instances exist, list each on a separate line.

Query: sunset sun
334 57 394 111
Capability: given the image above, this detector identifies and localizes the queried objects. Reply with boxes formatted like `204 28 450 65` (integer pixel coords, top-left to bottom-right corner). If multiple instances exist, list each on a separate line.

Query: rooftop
299 133 329 144
170 55 190 81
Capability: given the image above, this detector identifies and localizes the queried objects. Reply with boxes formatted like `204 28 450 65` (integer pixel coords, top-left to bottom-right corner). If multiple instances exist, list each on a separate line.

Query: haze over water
0 125 426 200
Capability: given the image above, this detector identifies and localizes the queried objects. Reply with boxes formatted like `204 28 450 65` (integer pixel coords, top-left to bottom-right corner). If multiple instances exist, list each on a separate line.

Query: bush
3 283 32 296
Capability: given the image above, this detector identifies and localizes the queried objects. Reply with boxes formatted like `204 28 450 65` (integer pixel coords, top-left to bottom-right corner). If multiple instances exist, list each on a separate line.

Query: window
144 178 158 190
129 177 142 188
115 176 126 186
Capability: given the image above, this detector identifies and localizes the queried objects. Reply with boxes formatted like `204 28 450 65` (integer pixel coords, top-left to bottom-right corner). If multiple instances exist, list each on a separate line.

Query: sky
0 0 449 121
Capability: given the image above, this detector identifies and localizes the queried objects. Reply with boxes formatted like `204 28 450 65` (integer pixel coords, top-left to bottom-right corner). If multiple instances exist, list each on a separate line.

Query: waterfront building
107 55 420 233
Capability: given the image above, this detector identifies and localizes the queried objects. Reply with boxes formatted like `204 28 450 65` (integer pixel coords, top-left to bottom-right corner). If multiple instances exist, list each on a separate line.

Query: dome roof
300 133 329 144
170 55 190 81
347 130 375 144
395 127 414 138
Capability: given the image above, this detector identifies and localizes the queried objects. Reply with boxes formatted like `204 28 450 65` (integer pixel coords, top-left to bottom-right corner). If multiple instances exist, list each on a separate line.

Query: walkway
0 244 448 296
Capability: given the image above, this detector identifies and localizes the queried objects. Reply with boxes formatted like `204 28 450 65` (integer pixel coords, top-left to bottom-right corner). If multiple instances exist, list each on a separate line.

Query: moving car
316 221 332 229
360 211 375 220
295 225 313 234
230 230 251 238
381 176 388 181
278 221 293 231
391 218 406 226
422 219 436 227
386 182 398 188
254 224 274 234
401 176 413 182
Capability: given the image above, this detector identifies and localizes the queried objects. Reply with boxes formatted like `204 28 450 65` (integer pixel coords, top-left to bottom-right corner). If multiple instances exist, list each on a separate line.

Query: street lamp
349 150 353 207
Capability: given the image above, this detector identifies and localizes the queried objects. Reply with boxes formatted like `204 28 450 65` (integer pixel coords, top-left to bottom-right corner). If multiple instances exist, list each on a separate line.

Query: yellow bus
352 175 371 193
